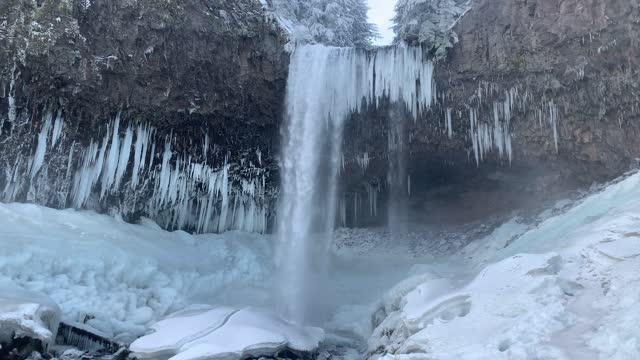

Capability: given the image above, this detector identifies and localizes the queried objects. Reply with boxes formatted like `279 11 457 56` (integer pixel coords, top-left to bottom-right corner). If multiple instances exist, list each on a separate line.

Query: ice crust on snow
130 306 238 358
131 307 324 360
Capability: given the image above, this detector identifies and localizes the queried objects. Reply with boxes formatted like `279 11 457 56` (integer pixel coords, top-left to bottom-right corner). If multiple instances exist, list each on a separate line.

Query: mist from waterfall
277 43 435 324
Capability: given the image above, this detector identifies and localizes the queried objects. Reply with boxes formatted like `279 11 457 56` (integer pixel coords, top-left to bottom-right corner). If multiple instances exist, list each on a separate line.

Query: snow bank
131 306 324 360
369 171 640 359
0 280 61 345
0 203 273 342
369 253 569 359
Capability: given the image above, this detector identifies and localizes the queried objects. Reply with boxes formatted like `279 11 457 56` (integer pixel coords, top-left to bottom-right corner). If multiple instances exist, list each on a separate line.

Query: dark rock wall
341 0 640 228
2 0 639 233
0 0 288 232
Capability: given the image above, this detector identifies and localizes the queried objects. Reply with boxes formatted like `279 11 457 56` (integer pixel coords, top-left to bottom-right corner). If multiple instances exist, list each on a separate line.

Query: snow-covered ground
366 172 640 359
0 204 274 344
2 171 640 359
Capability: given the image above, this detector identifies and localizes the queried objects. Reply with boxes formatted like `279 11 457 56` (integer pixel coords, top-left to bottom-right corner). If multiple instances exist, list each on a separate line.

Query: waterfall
277 44 435 324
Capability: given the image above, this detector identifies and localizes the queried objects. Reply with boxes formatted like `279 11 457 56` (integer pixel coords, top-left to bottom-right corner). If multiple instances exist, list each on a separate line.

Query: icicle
549 101 559 153
30 111 53 179
217 162 230 233
203 133 209 163
470 109 479 166
100 114 121 198
8 63 17 123
366 182 378 217
51 110 64 148
154 141 173 207
72 130 109 209
339 195 346 227
65 142 75 180
256 148 262 166
3 156 23 201
131 125 150 188
113 123 133 190
446 108 453 139
356 152 370 172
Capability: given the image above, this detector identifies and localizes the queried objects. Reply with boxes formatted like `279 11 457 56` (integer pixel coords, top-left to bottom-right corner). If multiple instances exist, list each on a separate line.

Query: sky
368 0 398 45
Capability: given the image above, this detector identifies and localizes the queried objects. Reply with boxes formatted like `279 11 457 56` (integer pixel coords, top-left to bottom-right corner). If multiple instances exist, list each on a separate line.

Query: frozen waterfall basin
3 171 640 359
130 306 324 360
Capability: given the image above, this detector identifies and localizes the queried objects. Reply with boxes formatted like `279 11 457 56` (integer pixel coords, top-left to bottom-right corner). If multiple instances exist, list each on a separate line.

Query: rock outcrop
341 0 640 228
0 0 288 232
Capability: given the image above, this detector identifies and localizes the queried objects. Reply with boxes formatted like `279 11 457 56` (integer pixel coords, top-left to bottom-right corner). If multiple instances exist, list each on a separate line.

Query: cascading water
277 44 435 324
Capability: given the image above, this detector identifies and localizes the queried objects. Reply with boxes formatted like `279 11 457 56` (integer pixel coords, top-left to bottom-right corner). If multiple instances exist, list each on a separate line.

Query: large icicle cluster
147 145 267 234
286 43 435 126
441 83 562 166
467 87 517 166
3 110 269 234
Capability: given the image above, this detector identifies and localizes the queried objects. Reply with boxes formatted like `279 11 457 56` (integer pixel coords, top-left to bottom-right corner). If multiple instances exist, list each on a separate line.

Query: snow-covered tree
392 0 471 58
269 0 377 47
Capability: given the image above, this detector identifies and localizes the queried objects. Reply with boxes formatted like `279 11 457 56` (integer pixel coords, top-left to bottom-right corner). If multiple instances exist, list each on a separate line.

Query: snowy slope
0 203 273 343
367 172 640 359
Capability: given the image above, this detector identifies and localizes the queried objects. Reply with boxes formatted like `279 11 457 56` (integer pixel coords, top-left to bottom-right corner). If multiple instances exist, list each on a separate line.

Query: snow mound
368 171 640 359
0 280 61 345
368 253 569 359
131 307 324 360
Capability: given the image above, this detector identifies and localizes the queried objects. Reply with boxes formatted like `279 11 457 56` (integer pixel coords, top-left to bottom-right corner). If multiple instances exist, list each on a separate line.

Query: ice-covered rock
0 281 61 346
131 307 324 360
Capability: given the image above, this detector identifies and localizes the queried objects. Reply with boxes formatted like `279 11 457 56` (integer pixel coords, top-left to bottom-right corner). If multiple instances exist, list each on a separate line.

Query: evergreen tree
392 0 471 58
270 0 377 47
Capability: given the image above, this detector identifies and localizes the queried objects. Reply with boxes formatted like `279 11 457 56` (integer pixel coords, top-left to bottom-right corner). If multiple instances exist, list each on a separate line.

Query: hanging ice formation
548 100 560 153
4 109 268 234
29 111 53 179
446 108 453 139
356 152 370 172
277 43 435 324
75 119 267 234
467 88 516 166
7 63 18 123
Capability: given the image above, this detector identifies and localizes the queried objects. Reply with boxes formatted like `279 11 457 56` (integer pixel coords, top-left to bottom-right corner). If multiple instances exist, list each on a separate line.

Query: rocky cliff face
2 0 639 234
0 0 288 232
341 0 640 228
